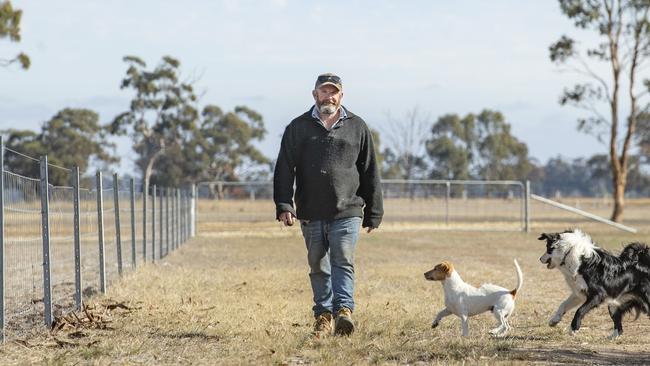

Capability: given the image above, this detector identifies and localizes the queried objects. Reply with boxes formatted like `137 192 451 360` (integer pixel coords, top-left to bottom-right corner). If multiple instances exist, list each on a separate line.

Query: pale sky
1 0 617 177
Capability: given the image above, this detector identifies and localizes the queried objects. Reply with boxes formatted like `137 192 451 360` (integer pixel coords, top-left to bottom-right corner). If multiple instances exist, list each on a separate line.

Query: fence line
0 138 196 342
195 180 645 234
196 179 530 232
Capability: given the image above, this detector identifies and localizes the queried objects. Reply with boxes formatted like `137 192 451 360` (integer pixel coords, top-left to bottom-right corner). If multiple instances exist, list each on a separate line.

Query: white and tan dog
424 259 523 337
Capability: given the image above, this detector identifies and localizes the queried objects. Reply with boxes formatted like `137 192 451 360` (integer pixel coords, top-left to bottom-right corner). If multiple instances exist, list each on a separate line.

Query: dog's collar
560 248 573 267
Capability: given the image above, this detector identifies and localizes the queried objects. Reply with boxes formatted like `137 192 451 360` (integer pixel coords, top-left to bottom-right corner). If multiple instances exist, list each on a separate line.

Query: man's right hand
279 212 296 226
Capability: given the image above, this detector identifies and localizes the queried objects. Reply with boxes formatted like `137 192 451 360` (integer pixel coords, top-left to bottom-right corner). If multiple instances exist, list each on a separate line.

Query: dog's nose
539 255 550 264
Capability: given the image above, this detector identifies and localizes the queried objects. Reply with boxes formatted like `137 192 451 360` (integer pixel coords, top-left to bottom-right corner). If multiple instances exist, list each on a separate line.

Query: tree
2 108 118 185
196 105 268 181
540 156 594 196
150 104 270 186
425 113 474 180
110 55 199 186
0 1 29 69
381 107 431 179
425 110 532 181
637 111 650 161
1 128 42 178
549 0 650 222
475 110 533 181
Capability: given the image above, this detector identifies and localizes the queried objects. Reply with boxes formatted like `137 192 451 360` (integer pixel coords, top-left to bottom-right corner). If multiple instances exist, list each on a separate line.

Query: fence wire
3 171 44 338
48 185 76 318
79 188 100 298
1 146 196 342
196 180 526 231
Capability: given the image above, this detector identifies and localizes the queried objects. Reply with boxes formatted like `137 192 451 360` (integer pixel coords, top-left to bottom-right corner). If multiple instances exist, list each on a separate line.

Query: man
273 73 384 336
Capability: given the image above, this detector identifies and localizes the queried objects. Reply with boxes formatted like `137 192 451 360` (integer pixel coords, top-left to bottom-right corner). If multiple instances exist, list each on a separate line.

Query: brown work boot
334 308 354 336
313 312 333 336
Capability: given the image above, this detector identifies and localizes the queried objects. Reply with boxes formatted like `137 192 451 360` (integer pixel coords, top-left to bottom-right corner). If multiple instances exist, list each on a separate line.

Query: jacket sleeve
356 125 384 228
273 125 297 220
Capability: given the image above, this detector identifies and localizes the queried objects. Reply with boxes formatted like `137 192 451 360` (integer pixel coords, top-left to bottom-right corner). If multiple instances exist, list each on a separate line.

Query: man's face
312 84 343 115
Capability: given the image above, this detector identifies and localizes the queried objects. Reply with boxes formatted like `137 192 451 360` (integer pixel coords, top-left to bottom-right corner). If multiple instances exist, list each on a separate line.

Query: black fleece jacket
273 107 383 228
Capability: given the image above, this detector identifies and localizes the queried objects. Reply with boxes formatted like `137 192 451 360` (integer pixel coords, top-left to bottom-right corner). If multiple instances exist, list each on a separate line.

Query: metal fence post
130 178 136 268
445 181 450 226
191 184 196 238
151 185 156 263
178 188 181 246
39 156 53 327
171 188 176 250
0 137 5 342
525 180 530 233
113 174 123 276
176 189 181 248
166 188 170 254
142 181 148 262
184 189 189 243
180 189 185 244
159 187 163 258
185 189 189 242
96 171 106 294
72 167 82 309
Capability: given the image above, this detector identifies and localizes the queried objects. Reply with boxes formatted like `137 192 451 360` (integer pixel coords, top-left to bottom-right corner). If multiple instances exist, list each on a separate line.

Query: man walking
273 73 384 336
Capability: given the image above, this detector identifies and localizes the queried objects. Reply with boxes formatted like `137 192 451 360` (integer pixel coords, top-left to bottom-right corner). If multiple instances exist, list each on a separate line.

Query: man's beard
318 102 338 115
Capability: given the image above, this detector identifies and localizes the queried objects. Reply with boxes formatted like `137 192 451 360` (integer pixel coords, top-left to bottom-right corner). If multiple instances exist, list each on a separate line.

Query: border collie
424 259 523 337
538 229 650 338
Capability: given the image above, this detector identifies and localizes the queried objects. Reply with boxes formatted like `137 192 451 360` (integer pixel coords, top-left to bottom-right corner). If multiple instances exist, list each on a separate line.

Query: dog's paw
607 330 620 340
569 328 579 336
548 316 561 327
431 321 439 329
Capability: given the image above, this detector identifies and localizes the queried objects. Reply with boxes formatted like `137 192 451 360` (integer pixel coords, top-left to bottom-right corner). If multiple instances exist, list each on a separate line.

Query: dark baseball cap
315 73 342 90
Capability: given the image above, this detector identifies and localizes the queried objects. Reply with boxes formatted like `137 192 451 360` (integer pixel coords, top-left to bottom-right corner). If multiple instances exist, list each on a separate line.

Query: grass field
2 200 650 365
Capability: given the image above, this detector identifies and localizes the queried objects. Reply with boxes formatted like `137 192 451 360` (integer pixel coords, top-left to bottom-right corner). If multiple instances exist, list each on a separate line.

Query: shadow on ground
508 347 650 365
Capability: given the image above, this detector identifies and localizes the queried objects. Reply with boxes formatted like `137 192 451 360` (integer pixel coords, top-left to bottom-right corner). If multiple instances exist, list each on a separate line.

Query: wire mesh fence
3 171 44 338
195 179 647 236
196 180 528 231
0 140 196 342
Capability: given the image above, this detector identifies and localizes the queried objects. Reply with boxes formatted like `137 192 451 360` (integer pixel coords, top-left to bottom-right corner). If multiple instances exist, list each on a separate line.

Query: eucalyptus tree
148 104 271 187
110 55 199 186
195 104 269 181
0 1 29 69
549 0 650 222
2 108 118 185
425 110 532 181
425 113 474 180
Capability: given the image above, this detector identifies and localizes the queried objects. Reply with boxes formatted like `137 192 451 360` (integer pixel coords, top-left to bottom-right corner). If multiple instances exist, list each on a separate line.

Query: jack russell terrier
424 259 523 337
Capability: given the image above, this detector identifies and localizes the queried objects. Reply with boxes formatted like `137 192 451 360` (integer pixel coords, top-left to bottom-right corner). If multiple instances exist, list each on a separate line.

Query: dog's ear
538 233 560 242
439 261 454 276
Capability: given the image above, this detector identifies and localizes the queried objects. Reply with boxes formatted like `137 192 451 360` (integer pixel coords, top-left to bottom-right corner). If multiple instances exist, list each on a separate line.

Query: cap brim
317 82 342 90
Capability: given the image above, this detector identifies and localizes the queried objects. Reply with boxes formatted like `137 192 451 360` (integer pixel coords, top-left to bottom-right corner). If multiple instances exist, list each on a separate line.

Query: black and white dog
538 229 650 338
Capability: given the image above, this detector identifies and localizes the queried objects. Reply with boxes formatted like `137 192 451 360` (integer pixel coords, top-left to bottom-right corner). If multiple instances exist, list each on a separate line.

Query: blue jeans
300 217 362 318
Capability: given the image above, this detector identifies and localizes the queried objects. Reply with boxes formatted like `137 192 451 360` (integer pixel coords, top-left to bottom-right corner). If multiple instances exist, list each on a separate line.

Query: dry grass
2 221 650 365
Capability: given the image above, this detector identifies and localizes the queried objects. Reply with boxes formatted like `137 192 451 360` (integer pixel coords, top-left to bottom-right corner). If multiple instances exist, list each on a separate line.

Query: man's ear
312 90 317 100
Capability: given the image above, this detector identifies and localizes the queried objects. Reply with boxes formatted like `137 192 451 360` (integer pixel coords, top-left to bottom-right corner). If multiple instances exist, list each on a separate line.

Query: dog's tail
510 259 523 299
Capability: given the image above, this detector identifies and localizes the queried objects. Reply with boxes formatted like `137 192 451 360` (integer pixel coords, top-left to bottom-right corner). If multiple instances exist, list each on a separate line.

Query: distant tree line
2 55 269 187
376 108 650 198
